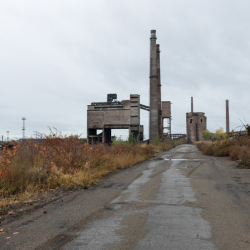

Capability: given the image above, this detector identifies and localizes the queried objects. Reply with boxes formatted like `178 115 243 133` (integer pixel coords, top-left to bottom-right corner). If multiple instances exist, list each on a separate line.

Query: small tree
245 124 250 135
215 127 229 139
127 133 137 145
202 130 212 140
112 136 125 145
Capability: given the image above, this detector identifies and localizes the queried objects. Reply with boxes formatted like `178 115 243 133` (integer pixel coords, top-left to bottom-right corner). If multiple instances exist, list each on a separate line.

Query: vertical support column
169 117 171 139
88 129 97 144
104 128 111 144
102 128 105 143
149 30 159 144
226 100 229 133
196 123 198 141
191 97 193 113
156 44 162 138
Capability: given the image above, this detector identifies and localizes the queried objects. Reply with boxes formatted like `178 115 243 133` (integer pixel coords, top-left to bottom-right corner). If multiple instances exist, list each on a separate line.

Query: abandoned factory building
87 94 143 144
87 30 172 144
186 97 207 143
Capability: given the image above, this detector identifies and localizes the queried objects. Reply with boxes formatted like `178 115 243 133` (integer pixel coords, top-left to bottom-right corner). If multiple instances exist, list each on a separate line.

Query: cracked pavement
1 144 250 249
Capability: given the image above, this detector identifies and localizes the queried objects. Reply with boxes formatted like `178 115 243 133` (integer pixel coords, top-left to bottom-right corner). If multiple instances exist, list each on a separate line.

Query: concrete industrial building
87 94 143 144
186 97 207 143
87 30 171 144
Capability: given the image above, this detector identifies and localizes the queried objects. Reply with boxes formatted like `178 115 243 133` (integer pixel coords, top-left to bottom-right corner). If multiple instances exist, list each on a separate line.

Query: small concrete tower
186 97 207 143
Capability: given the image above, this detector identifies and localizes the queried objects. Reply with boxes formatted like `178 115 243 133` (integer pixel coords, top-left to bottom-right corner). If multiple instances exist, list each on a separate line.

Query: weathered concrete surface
149 29 159 144
186 97 207 143
1 145 250 249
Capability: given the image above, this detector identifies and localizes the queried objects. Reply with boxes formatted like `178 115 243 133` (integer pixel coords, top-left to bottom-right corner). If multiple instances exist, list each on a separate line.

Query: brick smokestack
191 97 193 113
226 99 229 133
149 30 159 144
156 44 162 137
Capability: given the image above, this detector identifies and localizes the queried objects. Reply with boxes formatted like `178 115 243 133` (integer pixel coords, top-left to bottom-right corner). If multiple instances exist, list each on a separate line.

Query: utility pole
6 131 9 142
22 117 26 139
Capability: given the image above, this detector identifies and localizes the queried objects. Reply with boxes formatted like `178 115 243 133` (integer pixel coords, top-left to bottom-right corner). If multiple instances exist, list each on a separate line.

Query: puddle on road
153 158 207 162
165 158 206 161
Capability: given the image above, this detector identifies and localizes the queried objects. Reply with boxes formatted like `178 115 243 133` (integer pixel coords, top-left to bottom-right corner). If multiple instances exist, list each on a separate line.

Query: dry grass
0 131 183 209
195 137 250 168
0 142 153 207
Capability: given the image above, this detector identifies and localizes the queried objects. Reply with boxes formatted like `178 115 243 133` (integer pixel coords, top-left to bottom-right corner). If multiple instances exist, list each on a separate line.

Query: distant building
87 94 143 144
186 97 207 143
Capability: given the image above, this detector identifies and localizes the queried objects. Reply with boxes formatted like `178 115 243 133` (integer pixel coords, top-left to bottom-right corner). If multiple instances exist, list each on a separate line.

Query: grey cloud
1 0 250 141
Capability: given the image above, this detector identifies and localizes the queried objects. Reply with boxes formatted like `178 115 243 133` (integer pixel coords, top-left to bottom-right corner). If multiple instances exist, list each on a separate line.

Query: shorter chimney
226 100 229 133
191 97 193 113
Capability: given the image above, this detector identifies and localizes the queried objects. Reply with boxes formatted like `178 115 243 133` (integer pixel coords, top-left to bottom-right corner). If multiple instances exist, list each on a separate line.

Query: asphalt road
1 144 250 249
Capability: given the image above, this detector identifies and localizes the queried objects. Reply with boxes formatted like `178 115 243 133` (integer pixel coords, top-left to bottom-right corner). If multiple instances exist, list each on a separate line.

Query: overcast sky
1 0 250 140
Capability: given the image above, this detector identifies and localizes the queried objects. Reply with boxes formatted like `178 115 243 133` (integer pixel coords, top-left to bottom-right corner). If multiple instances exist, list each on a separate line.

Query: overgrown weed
0 130 184 209
195 137 250 167
0 130 155 208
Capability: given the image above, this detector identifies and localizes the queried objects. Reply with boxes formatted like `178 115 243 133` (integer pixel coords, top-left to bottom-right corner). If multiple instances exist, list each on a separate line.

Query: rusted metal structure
87 30 171 144
87 94 143 144
226 99 230 133
186 97 207 143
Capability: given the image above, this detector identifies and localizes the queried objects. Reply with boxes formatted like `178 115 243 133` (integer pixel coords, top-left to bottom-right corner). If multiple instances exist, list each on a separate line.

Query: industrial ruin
149 31 171 143
186 97 207 143
87 94 143 144
87 30 171 144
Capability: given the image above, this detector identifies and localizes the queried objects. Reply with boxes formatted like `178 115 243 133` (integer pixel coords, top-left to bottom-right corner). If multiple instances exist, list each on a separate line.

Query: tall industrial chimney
156 44 162 137
149 30 159 143
226 99 229 133
191 97 193 113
